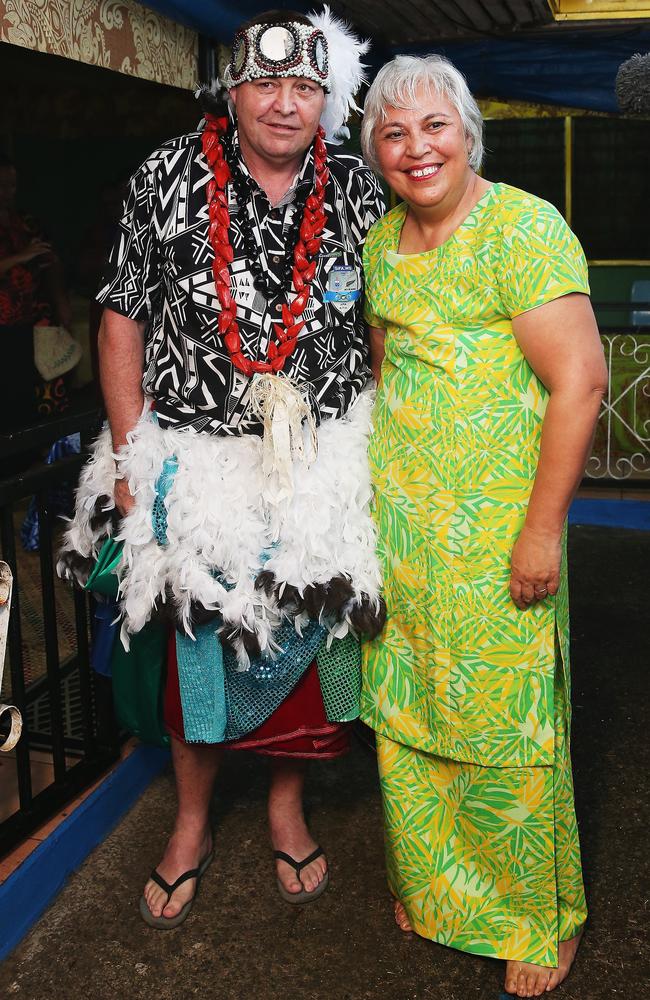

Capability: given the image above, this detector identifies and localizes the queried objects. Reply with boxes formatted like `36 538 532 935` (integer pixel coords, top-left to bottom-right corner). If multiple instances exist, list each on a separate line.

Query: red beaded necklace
202 114 329 377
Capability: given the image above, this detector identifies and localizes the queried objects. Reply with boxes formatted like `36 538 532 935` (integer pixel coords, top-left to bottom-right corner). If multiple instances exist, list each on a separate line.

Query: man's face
230 77 325 168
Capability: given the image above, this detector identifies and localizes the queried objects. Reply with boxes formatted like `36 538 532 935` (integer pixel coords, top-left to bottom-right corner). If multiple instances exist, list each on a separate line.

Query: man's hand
114 477 135 517
509 524 561 611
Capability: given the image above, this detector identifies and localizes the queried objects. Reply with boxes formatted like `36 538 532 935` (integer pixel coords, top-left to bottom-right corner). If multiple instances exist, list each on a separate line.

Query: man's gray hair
361 54 484 173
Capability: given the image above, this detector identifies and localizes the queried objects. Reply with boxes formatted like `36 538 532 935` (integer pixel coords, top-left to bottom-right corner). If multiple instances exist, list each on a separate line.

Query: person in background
360 54 607 998
0 152 72 430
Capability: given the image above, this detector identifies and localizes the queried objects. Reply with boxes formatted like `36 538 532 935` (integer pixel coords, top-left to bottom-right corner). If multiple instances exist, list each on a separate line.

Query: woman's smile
404 163 443 180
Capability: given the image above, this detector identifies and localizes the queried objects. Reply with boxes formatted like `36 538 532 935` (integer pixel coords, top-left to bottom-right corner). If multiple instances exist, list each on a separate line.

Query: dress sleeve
96 157 161 321
497 196 590 318
362 225 384 329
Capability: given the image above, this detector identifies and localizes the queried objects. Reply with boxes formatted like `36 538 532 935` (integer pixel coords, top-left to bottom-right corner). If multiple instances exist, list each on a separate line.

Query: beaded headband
225 22 331 93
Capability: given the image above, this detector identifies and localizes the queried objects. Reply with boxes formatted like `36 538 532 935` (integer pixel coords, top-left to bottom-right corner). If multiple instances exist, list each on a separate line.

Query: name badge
325 265 361 314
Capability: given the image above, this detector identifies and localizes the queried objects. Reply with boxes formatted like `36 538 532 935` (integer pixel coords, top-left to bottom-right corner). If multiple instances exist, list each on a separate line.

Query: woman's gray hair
361 54 484 173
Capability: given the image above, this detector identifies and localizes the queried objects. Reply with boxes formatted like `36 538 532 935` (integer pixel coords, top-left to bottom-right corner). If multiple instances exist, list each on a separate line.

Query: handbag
33 324 82 381
84 539 169 748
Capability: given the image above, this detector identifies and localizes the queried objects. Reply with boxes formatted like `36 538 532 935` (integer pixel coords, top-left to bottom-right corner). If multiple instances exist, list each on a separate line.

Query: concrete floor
0 525 647 1000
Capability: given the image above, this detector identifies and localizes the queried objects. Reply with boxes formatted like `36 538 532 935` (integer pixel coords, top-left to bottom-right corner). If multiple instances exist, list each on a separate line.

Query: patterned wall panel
0 1 198 90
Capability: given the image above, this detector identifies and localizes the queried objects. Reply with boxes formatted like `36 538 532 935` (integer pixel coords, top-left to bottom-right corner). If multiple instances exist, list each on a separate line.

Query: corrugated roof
329 0 553 45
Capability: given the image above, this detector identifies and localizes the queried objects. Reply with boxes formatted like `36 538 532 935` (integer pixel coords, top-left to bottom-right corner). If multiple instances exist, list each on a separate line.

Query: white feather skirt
58 390 382 668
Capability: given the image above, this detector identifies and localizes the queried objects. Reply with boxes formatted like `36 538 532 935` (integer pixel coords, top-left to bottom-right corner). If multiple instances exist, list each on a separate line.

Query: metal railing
0 408 120 856
586 324 650 485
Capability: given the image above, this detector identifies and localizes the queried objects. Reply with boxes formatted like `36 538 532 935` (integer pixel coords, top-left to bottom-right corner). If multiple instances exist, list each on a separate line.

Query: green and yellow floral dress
362 183 589 967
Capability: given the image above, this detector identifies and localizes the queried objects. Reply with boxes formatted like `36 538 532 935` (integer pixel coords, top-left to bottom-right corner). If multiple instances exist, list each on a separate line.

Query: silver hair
361 54 484 173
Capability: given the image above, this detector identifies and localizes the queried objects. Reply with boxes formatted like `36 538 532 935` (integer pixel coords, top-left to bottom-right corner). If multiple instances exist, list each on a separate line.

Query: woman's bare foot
504 929 583 997
142 825 212 920
394 899 413 932
504 962 551 998
545 930 584 992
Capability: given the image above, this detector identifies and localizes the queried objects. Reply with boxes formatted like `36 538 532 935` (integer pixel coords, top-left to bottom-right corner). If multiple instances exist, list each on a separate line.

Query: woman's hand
16 239 53 264
509 524 561 610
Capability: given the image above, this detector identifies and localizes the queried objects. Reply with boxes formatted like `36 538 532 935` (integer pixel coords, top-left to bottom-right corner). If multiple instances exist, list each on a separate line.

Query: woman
360 56 607 998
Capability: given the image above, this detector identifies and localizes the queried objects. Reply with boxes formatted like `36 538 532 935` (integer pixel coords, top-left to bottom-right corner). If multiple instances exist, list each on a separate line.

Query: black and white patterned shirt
97 124 384 435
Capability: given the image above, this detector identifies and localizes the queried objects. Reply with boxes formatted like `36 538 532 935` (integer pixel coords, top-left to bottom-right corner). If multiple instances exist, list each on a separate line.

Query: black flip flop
139 849 214 929
274 846 329 904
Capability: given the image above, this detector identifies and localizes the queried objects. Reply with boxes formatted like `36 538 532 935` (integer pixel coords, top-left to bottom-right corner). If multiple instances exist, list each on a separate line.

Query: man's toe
304 863 323 892
284 873 304 894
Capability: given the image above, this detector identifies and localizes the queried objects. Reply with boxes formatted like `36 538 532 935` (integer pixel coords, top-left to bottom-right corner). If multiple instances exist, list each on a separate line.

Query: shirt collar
228 123 315 209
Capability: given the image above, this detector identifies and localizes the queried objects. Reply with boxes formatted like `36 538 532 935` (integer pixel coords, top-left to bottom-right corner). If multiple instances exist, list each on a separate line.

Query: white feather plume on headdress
307 5 370 143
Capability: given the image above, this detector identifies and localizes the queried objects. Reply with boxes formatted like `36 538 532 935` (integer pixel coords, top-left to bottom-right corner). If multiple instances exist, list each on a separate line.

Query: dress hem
360 711 555 770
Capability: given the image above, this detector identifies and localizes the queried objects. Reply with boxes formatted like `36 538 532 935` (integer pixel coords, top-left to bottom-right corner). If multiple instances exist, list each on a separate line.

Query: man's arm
98 307 145 515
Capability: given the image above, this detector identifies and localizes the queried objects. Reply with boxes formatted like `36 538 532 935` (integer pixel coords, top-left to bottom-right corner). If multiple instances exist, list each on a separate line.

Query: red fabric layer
164 630 349 758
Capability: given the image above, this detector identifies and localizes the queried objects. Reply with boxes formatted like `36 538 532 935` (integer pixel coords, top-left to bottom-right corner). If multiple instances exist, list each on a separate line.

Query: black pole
198 34 217 84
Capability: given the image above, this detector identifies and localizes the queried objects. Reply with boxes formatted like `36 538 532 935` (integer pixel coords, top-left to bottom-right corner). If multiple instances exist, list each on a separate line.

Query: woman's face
374 87 473 211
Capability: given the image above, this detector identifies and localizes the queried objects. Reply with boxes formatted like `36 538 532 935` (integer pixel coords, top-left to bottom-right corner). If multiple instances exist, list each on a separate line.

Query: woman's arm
0 239 52 276
368 324 386 384
509 292 608 609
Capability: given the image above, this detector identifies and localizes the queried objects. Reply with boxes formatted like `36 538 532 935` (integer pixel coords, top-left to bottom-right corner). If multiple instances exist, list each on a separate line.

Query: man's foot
394 899 413 932
142 826 212 920
270 811 327 896
504 930 583 997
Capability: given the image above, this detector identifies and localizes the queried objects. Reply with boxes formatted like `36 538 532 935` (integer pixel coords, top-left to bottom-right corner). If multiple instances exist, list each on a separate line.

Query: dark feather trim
57 550 95 589
254 569 276 596
348 595 386 640
196 81 230 118
218 622 262 659
88 494 120 535
188 601 221 626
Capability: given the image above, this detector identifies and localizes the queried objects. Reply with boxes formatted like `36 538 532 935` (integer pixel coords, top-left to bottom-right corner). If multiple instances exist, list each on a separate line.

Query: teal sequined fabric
316 633 362 723
223 617 326 740
176 625 227 743
152 452 362 742
152 455 178 546
178 617 327 743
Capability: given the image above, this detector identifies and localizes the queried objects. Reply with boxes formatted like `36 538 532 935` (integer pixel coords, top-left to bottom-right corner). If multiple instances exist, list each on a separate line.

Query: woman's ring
535 586 548 595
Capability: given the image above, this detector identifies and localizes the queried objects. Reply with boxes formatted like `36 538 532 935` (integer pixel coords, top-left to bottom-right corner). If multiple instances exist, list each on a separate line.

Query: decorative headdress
225 20 331 92
221 5 370 142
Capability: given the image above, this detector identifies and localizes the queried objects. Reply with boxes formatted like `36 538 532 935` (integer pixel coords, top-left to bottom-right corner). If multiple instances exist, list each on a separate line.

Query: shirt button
272 255 281 264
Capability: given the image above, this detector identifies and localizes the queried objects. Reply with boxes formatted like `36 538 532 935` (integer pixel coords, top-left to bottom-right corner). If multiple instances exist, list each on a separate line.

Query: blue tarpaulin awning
403 29 650 114
144 1 650 113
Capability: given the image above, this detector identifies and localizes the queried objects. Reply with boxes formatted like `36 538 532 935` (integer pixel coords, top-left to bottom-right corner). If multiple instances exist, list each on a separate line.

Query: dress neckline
387 181 503 259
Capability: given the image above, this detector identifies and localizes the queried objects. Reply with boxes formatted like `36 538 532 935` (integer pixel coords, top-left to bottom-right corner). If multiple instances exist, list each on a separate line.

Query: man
59 8 384 927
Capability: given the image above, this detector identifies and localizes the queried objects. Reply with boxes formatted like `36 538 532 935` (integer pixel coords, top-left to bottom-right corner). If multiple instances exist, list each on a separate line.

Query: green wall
589 265 650 328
